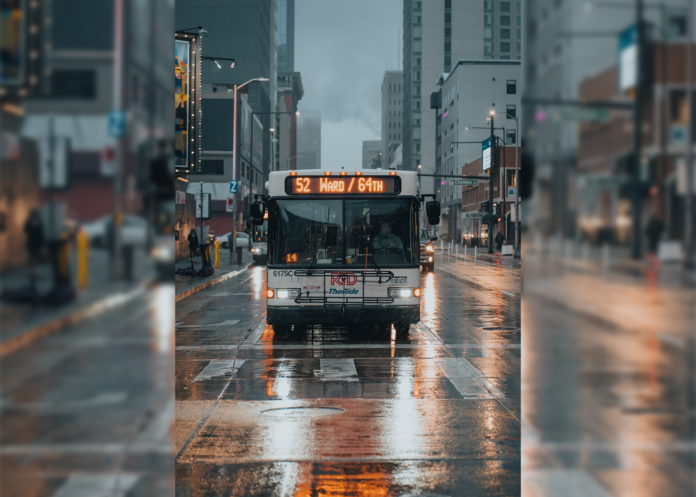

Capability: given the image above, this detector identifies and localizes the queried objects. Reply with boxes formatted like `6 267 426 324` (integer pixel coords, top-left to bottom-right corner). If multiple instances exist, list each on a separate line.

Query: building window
50 69 97 99
444 41 451 52
484 41 493 55
500 42 510 52
200 160 224 175
415 1 421 9
501 15 510 26
517 1 521 13
507 79 516 94
484 1 493 12
501 55 511 59
506 104 516 119
501 29 510 39
500 2 511 12
506 130 516 145
517 42 521 52
484 27 493 39
445 12 451 23
484 14 493 25
445 27 451 38
517 28 521 39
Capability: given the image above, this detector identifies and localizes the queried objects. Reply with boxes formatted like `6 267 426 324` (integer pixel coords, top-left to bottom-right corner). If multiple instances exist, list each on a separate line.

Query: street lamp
175 26 208 37
287 155 303 170
495 110 520 259
202 56 236 69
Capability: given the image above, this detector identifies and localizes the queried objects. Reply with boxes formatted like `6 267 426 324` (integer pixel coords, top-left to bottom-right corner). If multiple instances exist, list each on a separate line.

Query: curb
0 282 150 358
175 263 254 302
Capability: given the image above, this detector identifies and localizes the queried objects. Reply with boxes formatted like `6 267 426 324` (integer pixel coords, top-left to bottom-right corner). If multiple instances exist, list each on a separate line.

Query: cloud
296 0 402 167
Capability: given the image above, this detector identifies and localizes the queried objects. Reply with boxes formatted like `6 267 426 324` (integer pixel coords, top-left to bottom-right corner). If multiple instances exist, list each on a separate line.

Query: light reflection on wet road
0 284 175 497
175 255 521 495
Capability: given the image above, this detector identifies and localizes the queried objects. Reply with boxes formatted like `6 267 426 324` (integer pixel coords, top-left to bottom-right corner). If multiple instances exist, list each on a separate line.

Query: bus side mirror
428 216 440 226
425 200 440 218
250 202 265 219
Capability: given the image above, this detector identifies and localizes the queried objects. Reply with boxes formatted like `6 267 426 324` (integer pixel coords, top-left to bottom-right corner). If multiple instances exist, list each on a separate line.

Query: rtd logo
330 273 357 286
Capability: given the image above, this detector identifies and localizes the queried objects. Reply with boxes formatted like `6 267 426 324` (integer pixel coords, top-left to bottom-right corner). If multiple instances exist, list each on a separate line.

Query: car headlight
388 287 420 298
426 245 434 252
251 248 255 252
276 289 300 299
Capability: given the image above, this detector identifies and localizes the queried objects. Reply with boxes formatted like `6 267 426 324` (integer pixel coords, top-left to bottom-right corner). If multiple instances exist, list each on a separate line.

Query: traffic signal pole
489 114 494 254
631 0 644 259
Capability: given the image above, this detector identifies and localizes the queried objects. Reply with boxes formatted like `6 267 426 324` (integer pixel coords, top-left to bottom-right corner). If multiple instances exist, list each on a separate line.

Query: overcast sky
295 0 402 170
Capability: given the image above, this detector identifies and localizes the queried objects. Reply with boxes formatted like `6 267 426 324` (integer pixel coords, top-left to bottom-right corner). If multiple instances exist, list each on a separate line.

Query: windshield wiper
351 227 383 275
307 209 331 276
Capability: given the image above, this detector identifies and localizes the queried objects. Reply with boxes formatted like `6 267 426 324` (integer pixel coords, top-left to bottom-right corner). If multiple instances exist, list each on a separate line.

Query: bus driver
373 221 403 252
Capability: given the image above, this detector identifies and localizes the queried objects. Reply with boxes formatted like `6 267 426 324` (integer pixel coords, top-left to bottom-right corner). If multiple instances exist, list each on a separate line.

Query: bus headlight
426 245 434 252
276 289 300 299
251 248 255 252
389 288 420 298
428 256 433 262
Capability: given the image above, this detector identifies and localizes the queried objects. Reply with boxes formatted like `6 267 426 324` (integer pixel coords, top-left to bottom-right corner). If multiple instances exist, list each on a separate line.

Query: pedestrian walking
188 228 199 261
645 215 664 254
24 209 45 292
495 230 505 251
227 231 234 262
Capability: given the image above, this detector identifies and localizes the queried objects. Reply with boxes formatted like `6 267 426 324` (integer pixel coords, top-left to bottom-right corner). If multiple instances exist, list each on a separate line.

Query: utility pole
488 112 494 254
685 0 694 268
111 0 124 278
632 0 644 259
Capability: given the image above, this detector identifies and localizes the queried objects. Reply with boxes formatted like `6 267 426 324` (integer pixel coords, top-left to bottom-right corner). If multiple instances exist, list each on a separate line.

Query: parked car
219 231 250 249
82 215 149 248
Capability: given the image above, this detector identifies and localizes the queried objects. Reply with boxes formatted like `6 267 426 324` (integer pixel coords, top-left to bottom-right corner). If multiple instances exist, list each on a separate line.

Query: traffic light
480 200 490 212
493 202 499 216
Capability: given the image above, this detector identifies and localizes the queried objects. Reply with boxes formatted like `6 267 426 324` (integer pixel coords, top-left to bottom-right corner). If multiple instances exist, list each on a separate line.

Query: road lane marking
176 319 241 329
175 343 520 350
132 397 174 451
656 332 684 348
522 469 613 497
320 358 359 381
456 357 507 399
193 360 246 382
242 319 267 346
433 358 494 399
498 290 518 298
52 473 140 497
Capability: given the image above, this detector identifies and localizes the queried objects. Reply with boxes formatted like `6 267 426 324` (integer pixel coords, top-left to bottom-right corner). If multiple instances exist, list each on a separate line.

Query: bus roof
267 170 419 197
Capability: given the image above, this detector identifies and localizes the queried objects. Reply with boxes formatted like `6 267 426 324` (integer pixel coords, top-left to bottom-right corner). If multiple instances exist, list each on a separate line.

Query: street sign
108 110 126 138
507 187 516 197
226 198 234 213
462 211 485 219
229 180 238 194
482 138 491 172
618 24 637 92
449 178 479 186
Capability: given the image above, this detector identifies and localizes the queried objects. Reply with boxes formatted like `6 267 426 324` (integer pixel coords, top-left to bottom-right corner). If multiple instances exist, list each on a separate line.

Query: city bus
251 169 440 335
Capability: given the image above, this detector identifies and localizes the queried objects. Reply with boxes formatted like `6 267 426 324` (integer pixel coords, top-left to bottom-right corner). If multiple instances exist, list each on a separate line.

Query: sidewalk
175 248 255 300
436 243 519 266
0 247 154 356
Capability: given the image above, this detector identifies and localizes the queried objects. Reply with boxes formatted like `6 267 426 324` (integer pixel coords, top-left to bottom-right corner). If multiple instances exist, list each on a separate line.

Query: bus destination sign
286 176 400 195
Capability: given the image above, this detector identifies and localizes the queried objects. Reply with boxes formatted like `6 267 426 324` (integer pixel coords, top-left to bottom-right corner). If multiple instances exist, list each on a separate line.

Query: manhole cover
482 327 520 331
261 407 344 417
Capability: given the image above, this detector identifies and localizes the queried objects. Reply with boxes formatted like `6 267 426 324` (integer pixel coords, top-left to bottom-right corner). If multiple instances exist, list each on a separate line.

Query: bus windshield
271 198 418 267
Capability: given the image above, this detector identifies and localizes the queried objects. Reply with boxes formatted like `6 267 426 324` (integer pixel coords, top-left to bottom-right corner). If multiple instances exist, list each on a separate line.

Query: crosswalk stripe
193 360 245 382
320 358 358 381
522 469 613 497
432 358 494 399
52 473 139 497
176 343 520 351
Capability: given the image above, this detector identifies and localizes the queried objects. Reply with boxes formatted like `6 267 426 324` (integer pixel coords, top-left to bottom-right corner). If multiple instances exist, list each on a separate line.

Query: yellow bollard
215 239 219 268
77 229 88 289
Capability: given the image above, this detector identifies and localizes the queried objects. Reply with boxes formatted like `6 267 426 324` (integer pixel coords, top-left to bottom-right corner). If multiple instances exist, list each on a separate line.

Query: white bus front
264 171 422 335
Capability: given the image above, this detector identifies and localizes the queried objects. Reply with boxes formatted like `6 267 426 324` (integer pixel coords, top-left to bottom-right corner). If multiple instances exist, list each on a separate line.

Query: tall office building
278 0 295 71
382 71 403 168
362 140 383 170
484 1 522 60
176 0 277 230
297 109 321 170
402 0 484 195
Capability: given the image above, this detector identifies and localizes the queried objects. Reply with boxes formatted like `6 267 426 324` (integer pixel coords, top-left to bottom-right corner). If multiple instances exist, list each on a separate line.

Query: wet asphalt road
175 253 521 496
0 283 175 497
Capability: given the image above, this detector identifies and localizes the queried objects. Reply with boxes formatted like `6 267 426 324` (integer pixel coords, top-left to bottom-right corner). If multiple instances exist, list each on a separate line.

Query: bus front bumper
267 305 420 326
